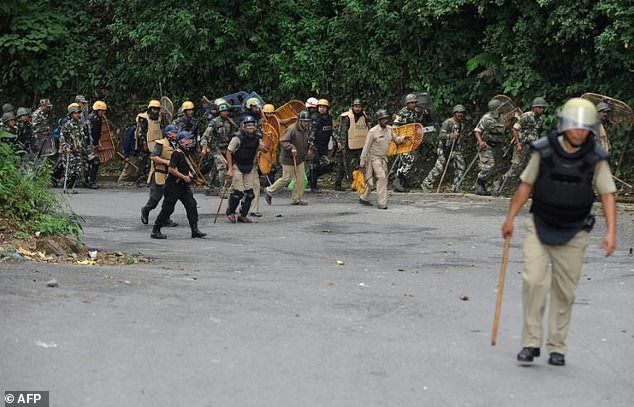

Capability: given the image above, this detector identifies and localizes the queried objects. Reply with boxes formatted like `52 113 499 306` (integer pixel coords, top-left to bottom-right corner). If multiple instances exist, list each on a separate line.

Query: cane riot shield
387 123 425 156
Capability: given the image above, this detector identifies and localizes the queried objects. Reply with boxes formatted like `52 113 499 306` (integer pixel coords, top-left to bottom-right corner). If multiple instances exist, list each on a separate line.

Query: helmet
532 97 548 108
556 98 599 136
242 115 257 125
487 98 502 112
92 100 107 111
2 103 14 113
75 95 87 103
2 112 15 123
262 103 275 113
452 104 466 114
68 104 81 114
67 103 80 113
176 130 194 142
16 107 30 118
351 98 362 106
305 97 318 108
405 93 418 104
164 124 179 135
39 99 53 107
148 99 161 109
218 103 230 112
298 110 311 121
181 101 194 110
214 98 228 106
318 98 329 107
375 109 390 120
246 97 260 109
596 102 611 112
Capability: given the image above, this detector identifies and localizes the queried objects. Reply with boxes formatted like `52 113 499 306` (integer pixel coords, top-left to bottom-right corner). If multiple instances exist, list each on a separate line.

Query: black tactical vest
530 131 609 241
314 114 333 153
233 131 259 173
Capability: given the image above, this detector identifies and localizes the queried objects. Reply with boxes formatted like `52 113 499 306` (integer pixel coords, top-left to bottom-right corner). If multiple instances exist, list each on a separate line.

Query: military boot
151 224 167 239
393 175 409 193
191 223 207 238
475 178 490 196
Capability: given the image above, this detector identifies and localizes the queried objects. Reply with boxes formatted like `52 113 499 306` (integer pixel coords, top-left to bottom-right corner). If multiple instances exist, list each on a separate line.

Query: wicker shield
387 123 425 156
580 93 634 126
264 114 281 136
351 169 367 195
96 117 116 164
161 96 174 123
274 100 303 122
258 122 279 174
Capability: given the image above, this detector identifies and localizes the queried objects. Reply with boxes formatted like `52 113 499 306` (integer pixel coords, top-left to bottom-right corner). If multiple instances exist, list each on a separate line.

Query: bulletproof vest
137 112 163 152
530 131 608 240
342 111 368 150
481 113 505 144
233 131 259 173
314 114 333 152
213 117 236 150
148 138 175 185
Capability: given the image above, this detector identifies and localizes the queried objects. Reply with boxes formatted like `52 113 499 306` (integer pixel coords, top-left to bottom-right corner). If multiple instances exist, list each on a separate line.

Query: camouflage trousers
395 152 416 177
200 152 228 190
60 152 82 185
477 142 505 188
335 148 361 185
502 143 531 181
422 148 465 191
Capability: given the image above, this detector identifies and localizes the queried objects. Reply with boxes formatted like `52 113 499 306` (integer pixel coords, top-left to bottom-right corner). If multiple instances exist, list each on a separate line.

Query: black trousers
155 182 198 228
143 177 165 211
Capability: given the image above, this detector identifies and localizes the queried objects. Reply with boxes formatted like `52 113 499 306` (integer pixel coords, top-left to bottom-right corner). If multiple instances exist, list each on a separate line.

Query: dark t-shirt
166 149 191 185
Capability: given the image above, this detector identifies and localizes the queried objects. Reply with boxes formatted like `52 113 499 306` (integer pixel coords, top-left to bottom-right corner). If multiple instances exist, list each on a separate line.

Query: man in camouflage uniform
498 97 547 195
334 98 369 191
59 105 87 192
15 107 33 152
474 98 506 195
75 95 90 126
421 104 467 193
597 102 615 152
392 93 421 192
201 102 239 194
1 112 18 144
31 99 53 154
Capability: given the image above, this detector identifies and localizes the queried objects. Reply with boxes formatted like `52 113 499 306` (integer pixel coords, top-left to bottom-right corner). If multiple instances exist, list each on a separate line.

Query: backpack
53 114 68 140
122 123 137 156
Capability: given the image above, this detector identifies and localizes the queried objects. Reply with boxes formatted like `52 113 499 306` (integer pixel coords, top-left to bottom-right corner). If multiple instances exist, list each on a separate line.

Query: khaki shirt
360 124 403 161
520 139 616 194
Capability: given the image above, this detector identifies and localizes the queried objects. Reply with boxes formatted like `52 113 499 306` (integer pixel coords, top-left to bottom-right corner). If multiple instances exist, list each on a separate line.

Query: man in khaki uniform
265 110 312 206
359 109 408 209
502 98 617 366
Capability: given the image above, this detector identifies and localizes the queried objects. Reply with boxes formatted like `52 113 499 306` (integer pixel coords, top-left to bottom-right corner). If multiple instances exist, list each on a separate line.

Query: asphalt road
2 188 633 407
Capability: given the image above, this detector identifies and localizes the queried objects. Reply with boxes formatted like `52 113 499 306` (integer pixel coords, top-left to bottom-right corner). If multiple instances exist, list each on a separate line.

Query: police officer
596 102 614 152
31 99 53 154
335 98 369 190
225 115 264 223
136 99 164 182
151 131 206 239
308 98 336 192
502 98 617 366
421 104 467 192
201 102 239 194
15 107 33 152
392 93 420 192
499 97 547 195
173 100 199 139
141 124 179 227
474 98 506 195
84 100 108 189
59 105 87 192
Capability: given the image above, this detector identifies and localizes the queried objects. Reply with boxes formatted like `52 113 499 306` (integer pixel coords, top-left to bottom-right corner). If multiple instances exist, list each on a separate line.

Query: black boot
517 347 541 363
191 224 207 238
475 178 490 196
141 207 150 224
393 175 409 193
151 224 167 239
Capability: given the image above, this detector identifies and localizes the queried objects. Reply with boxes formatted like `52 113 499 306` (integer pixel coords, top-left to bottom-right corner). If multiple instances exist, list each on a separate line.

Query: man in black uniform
151 130 206 239
308 98 336 192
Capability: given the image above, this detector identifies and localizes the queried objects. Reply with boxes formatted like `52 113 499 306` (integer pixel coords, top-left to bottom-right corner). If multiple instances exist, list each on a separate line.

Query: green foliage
0 139 82 237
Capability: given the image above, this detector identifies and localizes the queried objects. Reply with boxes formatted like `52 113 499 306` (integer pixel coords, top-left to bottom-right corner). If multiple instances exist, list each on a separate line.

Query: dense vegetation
1 0 632 178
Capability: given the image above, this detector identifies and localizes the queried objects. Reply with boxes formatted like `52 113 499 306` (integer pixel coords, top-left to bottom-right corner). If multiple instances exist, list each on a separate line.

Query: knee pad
244 189 255 201
230 190 244 201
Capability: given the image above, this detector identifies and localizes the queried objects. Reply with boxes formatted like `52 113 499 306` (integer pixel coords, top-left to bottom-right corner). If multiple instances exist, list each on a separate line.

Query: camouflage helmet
405 93 418 104
39 98 53 107
75 95 87 103
2 112 15 123
596 102 611 112
532 97 548 108
68 104 82 114
557 98 599 136
16 107 30 118
452 104 466 114
487 98 502 112
351 98 362 107
298 110 311 121
218 103 230 112
375 109 390 120
2 103 14 113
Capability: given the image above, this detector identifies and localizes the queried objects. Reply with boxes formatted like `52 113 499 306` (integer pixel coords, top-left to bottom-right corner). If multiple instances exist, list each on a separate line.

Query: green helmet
218 103 230 112
2 112 15 123
375 109 390 120
405 93 418 104
452 104 466 114
487 98 502 112
596 102 611 112
557 98 599 136
16 107 30 118
532 97 548 108
2 103 14 113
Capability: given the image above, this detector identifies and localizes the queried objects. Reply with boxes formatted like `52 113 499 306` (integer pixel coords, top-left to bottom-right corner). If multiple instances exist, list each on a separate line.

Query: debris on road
336 260 345 266
459 294 469 301
46 278 58 288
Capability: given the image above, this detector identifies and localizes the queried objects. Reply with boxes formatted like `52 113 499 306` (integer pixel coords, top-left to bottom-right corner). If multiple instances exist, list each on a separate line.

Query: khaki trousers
250 171 261 213
266 163 304 203
521 216 590 354
361 157 388 207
